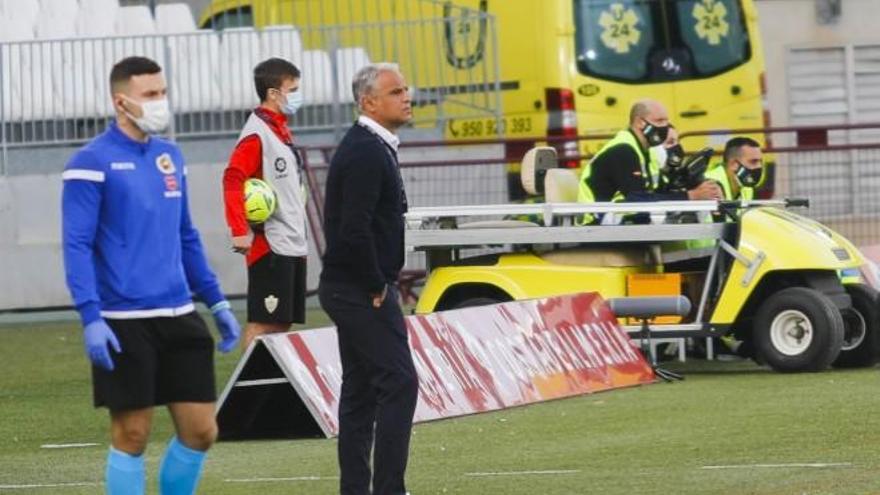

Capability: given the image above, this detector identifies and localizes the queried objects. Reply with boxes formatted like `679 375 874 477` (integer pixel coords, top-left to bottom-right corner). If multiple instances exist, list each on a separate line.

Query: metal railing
0 4 502 174
680 122 880 246
296 124 880 300
298 133 608 294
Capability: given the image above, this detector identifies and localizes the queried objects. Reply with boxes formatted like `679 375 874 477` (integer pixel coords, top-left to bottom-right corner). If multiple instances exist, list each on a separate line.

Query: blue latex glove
212 306 240 353
84 319 121 371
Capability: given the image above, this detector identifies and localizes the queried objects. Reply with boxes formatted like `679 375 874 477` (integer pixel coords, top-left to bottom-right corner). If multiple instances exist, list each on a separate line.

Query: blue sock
106 447 145 495
158 437 207 495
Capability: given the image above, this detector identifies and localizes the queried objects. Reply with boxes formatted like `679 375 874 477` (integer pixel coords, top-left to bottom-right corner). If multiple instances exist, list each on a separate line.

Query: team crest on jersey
164 175 178 191
156 153 176 175
163 175 182 198
264 295 279 314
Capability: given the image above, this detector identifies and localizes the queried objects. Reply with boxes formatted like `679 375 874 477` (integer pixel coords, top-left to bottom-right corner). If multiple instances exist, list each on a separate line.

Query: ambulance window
574 0 655 82
675 0 750 75
201 6 254 30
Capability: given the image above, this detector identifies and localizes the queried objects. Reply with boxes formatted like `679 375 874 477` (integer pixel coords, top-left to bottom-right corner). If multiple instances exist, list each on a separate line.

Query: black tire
832 284 880 368
452 297 506 309
753 287 844 372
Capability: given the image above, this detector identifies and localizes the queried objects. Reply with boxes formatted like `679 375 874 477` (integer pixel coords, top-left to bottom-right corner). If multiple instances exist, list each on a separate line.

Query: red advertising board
217 292 655 439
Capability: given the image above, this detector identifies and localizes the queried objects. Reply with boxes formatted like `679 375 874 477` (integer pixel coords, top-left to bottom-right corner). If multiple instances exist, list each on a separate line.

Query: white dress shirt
357 115 400 153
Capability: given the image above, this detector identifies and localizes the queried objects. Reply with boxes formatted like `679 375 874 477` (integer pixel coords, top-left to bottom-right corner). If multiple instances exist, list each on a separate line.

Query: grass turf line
0 314 878 494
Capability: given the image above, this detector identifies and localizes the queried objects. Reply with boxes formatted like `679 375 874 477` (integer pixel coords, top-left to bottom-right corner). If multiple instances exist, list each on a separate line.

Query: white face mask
281 89 304 116
124 98 171 134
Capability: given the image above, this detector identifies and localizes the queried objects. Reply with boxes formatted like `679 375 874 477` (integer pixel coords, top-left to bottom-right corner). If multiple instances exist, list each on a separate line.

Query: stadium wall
0 163 321 312
757 0 880 128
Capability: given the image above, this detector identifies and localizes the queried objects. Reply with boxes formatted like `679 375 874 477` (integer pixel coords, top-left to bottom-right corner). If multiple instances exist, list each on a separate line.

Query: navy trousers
318 281 419 495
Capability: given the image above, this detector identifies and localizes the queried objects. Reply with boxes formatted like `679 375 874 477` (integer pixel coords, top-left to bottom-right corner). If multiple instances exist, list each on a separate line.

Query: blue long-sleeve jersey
62 122 225 325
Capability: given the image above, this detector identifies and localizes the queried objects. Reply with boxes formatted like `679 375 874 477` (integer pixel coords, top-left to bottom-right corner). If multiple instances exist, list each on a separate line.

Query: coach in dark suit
318 62 418 495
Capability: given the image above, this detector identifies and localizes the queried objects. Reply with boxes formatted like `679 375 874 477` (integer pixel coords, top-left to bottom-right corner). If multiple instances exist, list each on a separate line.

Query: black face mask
665 144 685 169
642 119 670 147
735 161 762 187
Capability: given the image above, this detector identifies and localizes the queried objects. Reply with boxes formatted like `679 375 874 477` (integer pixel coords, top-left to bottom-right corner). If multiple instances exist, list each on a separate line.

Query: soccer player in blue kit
61 56 241 495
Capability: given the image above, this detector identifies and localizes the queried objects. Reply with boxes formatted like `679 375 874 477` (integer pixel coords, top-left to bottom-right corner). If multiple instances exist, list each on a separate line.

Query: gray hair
352 62 401 110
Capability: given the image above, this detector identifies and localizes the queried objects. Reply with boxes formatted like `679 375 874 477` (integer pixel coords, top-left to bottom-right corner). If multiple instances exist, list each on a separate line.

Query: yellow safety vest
679 163 754 251
577 129 661 224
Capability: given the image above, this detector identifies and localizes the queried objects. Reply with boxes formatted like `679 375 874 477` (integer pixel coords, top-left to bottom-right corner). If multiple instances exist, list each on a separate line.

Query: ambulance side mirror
520 146 558 195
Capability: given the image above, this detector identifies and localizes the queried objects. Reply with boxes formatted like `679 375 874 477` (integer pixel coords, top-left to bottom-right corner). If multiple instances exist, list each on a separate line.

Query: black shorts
247 252 307 324
93 312 216 411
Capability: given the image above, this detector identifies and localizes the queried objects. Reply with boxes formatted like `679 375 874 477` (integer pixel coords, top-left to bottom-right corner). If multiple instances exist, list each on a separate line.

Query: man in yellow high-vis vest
705 136 764 202
701 137 765 358
679 137 764 253
577 99 721 224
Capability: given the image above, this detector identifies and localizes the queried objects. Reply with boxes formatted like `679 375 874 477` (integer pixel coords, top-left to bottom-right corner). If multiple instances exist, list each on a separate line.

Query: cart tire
453 297 506 309
832 284 880 368
754 287 844 372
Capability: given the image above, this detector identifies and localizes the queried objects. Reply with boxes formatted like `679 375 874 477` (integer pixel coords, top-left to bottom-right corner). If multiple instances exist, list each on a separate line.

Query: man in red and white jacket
222 58 308 350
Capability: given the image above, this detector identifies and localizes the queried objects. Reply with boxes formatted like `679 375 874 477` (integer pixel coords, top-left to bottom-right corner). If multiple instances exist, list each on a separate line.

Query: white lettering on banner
582 324 607 368
290 358 327 404
526 332 556 376
529 314 573 375
452 321 503 393
448 330 485 390
316 365 341 396
497 309 548 376
486 322 530 384
511 332 539 375
425 347 461 392
523 329 555 375
541 332 576 373
518 312 558 373
412 350 453 411
601 321 633 362
492 339 527 384
588 323 620 365
432 318 479 390
587 323 624 365
328 364 344 388
555 322 594 368
563 324 597 368
543 331 571 372
485 339 530 385
449 344 502 409
570 324 604 368
410 318 456 409
602 320 639 362
605 321 641 361
480 342 513 384
439 345 472 393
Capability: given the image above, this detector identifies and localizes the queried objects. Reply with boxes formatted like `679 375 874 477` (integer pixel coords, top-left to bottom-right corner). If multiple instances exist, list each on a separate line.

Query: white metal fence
0 2 502 173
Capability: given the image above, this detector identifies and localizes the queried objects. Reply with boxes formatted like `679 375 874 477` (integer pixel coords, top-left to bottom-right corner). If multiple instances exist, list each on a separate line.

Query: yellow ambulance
201 0 770 197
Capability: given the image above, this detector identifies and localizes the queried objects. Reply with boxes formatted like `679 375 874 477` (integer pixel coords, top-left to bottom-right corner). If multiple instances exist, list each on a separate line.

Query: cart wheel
754 287 844 372
832 284 880 368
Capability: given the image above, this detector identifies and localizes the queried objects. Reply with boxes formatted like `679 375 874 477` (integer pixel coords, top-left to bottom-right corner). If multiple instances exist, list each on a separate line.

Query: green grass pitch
1 311 878 494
